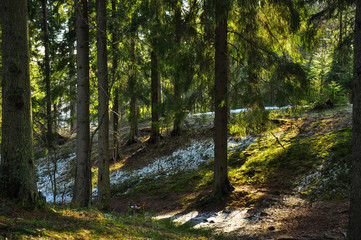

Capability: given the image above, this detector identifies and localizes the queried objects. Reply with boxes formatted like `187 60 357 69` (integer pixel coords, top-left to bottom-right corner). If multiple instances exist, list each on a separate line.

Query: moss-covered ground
0 199 221 239
1 105 352 239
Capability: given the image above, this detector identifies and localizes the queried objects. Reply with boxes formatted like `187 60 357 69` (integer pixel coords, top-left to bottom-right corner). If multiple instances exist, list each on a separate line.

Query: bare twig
270 131 285 149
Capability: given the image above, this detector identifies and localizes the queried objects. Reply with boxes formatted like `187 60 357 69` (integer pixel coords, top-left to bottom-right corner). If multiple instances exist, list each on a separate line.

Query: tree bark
212 0 234 200
68 7 77 132
171 1 183 136
41 0 53 147
73 0 92 208
112 88 119 159
96 0 111 210
70 100 76 132
112 0 119 161
149 47 161 143
0 0 38 204
348 0 361 238
246 10 265 111
128 36 138 144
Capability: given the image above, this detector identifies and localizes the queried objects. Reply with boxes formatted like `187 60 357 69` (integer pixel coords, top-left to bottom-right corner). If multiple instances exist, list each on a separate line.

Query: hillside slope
30 105 352 239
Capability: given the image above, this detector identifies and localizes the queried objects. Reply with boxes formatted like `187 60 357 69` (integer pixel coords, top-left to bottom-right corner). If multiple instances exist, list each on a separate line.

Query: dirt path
111 185 348 239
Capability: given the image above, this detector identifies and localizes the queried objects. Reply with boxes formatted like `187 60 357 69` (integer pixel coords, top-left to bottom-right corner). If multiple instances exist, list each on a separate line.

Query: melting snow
296 160 350 196
155 209 250 233
110 140 214 185
37 153 75 203
110 136 255 189
189 106 292 117
36 136 255 203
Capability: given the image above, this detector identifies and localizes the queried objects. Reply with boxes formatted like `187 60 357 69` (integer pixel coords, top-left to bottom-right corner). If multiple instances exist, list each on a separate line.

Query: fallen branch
270 131 285 149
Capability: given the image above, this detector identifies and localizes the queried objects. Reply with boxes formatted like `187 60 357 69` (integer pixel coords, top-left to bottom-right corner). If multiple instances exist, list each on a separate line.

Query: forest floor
110 105 351 239
0 105 352 239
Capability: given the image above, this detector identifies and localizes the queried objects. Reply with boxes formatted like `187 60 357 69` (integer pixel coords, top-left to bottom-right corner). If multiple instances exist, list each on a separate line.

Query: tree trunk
112 88 119 160
129 97 138 143
70 101 76 132
171 1 183 136
128 36 138 144
73 0 92 208
112 0 119 161
246 11 265 111
212 0 234 200
53 103 58 131
149 48 161 143
348 0 361 238
339 8 344 68
68 8 77 132
96 0 110 210
0 0 38 204
41 0 53 147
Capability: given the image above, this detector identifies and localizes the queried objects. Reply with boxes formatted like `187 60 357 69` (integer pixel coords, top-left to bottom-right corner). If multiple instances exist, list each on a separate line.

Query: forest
1 0 361 239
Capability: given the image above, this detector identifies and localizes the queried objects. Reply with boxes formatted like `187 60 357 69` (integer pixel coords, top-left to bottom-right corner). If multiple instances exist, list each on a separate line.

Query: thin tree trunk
53 103 58 132
128 36 138 144
0 0 38 204
70 101 76 132
112 88 119 159
339 8 344 68
246 12 265 111
112 0 119 161
212 0 234 200
73 0 91 208
41 0 53 146
68 8 77 132
172 1 183 136
149 48 161 143
96 0 110 210
348 0 361 238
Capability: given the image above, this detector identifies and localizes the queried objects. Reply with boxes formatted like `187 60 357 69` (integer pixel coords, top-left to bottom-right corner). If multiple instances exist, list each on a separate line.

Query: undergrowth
15 106 351 239
0 199 222 239
111 106 352 203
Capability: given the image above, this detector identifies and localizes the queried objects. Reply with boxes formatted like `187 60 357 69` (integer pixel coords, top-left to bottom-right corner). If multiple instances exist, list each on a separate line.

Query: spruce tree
73 0 92 208
348 0 361 238
96 0 111 210
212 0 234 199
41 0 53 147
0 0 38 204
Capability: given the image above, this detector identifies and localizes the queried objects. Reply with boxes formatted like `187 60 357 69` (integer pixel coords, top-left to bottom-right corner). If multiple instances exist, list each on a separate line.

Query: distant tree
96 0 111 210
0 0 38 204
171 0 183 136
111 0 120 160
149 42 161 143
68 5 77 133
348 0 361 238
41 0 53 146
212 0 234 199
244 3 265 111
148 0 162 144
73 0 92 208
128 35 139 144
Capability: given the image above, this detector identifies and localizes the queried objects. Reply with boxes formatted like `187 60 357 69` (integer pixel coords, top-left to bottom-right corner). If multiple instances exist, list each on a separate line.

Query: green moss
0 202 221 239
111 166 214 198
228 126 351 200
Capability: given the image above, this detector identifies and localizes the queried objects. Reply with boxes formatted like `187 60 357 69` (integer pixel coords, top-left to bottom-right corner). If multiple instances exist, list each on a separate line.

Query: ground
1 105 352 239
110 106 351 239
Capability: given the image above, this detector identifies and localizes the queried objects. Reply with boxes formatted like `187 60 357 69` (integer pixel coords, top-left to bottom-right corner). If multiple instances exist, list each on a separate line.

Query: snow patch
110 140 215 186
296 160 350 197
36 136 256 203
110 136 256 191
37 153 75 203
188 106 292 117
155 209 250 233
